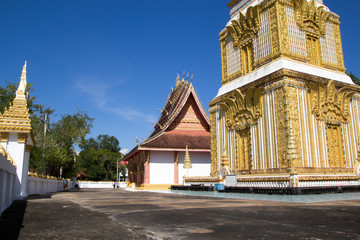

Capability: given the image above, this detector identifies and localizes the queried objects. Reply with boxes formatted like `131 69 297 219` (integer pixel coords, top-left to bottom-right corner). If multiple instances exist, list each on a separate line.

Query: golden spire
183 145 192 169
16 61 27 99
221 147 229 168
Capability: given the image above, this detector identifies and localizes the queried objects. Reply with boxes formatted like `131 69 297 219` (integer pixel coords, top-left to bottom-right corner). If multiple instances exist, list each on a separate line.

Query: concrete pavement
1 188 360 239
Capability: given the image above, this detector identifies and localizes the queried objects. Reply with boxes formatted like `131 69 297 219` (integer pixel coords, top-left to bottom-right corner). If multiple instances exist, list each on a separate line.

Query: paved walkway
1 188 360 239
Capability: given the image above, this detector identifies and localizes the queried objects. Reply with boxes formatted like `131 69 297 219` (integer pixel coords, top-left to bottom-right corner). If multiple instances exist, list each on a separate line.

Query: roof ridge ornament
16 61 27 99
293 0 330 35
176 73 180 86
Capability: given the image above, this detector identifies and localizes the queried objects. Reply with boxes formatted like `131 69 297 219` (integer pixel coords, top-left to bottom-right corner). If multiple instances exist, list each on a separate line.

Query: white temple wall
178 151 185 183
178 152 211 183
149 151 174 184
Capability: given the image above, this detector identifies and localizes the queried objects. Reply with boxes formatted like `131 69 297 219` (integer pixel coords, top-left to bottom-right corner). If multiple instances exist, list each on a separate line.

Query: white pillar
7 133 28 199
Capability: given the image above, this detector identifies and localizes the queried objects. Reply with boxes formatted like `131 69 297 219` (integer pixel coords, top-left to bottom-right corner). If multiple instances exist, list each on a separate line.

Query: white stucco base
216 58 354 97
149 151 174 184
149 151 211 185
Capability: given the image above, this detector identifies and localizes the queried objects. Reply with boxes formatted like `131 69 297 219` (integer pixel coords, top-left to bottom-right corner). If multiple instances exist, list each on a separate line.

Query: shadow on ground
0 200 27 240
0 193 54 240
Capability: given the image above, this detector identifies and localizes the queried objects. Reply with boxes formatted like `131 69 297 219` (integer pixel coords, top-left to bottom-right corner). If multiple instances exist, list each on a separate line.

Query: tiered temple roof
0 62 33 137
124 74 210 160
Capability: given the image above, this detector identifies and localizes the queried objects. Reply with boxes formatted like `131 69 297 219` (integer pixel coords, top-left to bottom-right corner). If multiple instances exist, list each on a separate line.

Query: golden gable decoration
0 62 32 133
219 87 263 130
226 5 261 47
308 80 354 123
293 0 330 35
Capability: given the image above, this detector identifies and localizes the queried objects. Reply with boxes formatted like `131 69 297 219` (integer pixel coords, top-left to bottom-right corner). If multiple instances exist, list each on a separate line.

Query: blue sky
1 1 359 154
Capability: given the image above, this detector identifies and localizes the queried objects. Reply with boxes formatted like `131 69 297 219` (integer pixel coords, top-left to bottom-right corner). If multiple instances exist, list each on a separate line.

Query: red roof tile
141 130 210 149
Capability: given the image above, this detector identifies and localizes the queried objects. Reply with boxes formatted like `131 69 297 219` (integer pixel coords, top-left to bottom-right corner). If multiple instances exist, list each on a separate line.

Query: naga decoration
219 87 263 130
292 0 330 35
308 80 354 123
226 5 261 47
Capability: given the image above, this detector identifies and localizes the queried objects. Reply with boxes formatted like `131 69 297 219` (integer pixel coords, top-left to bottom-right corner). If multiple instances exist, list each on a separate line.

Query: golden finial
183 145 192 170
136 137 139 146
158 108 162 113
152 123 155 128
176 73 180 86
164 109 169 115
186 73 189 82
182 71 185 81
16 61 27 98
190 74 193 83
141 137 145 141
171 86 173 91
221 147 229 167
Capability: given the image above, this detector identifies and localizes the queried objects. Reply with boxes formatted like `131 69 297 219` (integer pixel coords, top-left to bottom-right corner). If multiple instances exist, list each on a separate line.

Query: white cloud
74 78 157 123
120 148 129 155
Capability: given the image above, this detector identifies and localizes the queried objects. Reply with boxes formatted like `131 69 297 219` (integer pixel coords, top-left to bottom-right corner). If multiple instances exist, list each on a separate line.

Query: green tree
30 110 94 178
348 72 360 85
77 134 123 181
1 81 94 178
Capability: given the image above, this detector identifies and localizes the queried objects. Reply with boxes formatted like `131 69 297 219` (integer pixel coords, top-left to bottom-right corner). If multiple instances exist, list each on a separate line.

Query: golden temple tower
209 0 360 188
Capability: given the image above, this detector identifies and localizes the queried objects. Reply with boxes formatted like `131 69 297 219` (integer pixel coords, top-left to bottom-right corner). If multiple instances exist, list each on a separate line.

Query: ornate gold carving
219 88 263 130
0 144 16 167
308 80 355 123
184 176 220 183
18 133 28 143
332 22 346 72
226 6 261 48
269 3 280 57
25 145 32 152
299 175 359 181
286 123 300 173
292 0 330 35
210 112 218 176
0 132 9 142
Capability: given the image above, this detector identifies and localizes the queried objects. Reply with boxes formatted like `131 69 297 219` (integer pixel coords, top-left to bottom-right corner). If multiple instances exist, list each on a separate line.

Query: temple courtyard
1 189 360 239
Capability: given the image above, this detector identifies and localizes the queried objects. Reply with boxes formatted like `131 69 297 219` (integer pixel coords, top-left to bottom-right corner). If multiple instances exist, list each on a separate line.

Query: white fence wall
0 154 17 215
27 176 64 195
78 181 127 188
78 181 113 188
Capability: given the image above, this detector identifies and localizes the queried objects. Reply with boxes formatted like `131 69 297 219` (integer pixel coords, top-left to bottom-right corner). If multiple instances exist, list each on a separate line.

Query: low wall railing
78 181 127 189
0 153 17 215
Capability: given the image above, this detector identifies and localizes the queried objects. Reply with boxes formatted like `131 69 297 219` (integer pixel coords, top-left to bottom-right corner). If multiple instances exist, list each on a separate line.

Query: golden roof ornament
0 62 32 133
221 147 229 167
176 73 180 86
183 145 192 169
16 61 27 99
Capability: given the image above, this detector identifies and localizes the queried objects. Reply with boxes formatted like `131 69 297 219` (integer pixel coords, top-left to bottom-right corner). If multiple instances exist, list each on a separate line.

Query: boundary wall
0 153 17 215
78 181 127 189
27 176 64 195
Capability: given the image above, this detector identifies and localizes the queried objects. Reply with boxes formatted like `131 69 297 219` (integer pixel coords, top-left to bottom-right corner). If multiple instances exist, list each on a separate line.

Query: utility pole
116 157 119 182
42 113 48 175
